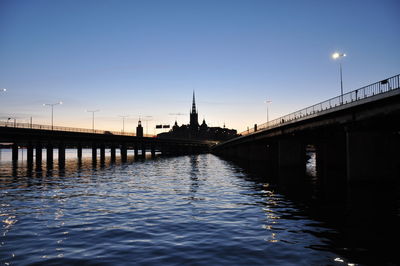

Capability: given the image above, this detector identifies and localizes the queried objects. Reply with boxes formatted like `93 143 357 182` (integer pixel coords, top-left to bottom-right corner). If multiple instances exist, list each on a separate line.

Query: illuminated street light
43 101 63 130
1 88 6 92
264 100 272 123
332 52 346 104
87 110 100 132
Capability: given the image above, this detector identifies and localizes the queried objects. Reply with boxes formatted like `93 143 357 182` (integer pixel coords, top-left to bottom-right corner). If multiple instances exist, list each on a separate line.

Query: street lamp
43 101 63 130
119 115 129 133
332 52 346 104
1 88 6 92
87 110 99 132
264 100 272 123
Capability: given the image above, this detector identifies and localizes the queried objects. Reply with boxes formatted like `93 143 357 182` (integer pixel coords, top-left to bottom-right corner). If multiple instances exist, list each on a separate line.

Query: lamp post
265 100 272 123
43 101 63 130
119 115 129 133
87 110 99 132
1 88 6 93
332 52 346 104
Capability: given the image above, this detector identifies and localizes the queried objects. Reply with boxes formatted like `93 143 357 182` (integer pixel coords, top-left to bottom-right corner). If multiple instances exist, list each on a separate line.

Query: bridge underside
213 89 400 204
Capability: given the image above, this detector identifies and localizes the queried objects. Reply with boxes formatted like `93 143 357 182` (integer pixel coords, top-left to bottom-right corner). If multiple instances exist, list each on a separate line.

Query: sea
0 149 398 265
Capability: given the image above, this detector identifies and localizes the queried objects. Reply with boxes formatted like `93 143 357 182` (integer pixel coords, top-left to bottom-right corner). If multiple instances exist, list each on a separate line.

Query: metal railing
0 121 155 138
241 74 400 136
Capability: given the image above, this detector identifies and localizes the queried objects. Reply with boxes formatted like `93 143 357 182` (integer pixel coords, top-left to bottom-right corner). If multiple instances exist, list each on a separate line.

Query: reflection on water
0 151 398 265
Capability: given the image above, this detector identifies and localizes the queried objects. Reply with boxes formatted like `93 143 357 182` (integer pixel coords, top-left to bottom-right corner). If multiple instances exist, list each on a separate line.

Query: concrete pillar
36 143 42 168
110 144 116 162
346 129 399 184
315 137 347 203
58 142 66 167
121 144 127 162
134 144 139 158
247 141 280 179
92 143 97 162
46 143 53 165
345 129 399 227
27 143 34 165
77 144 82 161
12 143 18 161
100 144 105 163
141 143 146 158
151 144 156 158
12 160 18 177
278 139 306 186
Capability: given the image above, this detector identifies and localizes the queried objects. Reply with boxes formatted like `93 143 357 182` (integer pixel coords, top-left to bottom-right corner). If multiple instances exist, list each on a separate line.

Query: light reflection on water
0 151 393 265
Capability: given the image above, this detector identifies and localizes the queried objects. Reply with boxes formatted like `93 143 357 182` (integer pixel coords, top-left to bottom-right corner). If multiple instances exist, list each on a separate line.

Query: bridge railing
241 74 400 136
0 121 155 138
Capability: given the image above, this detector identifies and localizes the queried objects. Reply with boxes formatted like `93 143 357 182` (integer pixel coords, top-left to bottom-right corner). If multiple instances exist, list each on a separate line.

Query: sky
1 0 399 134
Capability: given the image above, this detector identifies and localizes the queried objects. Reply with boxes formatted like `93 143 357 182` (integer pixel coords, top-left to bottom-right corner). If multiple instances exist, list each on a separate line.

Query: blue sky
1 0 399 133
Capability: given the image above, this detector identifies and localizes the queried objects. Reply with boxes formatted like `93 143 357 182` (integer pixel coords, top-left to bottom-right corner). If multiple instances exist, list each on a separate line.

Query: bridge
213 74 400 201
0 122 211 167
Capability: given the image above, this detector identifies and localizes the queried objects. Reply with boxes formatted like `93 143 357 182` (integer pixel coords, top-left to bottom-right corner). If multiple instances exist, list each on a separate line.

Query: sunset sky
1 0 399 134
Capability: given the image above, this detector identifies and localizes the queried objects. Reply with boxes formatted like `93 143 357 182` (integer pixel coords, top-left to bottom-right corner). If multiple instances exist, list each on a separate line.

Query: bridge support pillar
12 143 18 161
35 143 42 168
316 136 347 203
278 139 306 186
27 143 34 165
110 144 116 162
151 144 156 158
121 144 127 162
47 143 53 166
100 144 105 163
92 143 97 163
345 128 400 228
134 144 139 158
241 142 267 172
141 143 146 158
58 143 65 168
346 129 399 184
77 144 82 161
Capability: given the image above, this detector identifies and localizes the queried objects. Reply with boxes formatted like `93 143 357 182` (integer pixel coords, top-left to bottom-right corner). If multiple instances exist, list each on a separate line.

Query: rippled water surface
0 151 396 265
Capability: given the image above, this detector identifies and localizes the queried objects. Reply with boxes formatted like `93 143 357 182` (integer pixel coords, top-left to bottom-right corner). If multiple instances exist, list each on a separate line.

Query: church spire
190 91 199 130
191 91 196 113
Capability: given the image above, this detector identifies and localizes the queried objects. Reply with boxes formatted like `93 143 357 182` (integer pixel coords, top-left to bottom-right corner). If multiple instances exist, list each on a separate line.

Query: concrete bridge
0 123 211 167
212 74 400 201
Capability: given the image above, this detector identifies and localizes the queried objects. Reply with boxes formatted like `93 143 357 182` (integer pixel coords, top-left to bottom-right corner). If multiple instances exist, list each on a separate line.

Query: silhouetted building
190 91 199 130
136 119 143 137
158 93 238 141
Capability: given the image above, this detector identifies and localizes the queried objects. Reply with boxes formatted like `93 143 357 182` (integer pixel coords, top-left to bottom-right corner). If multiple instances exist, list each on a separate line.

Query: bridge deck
216 74 400 148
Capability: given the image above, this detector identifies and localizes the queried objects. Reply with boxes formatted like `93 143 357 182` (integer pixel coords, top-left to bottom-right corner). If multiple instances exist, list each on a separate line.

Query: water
0 150 398 265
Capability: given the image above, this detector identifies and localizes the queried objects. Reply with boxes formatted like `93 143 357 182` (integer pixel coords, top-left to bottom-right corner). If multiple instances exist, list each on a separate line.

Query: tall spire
191 91 196 113
190 91 199 130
